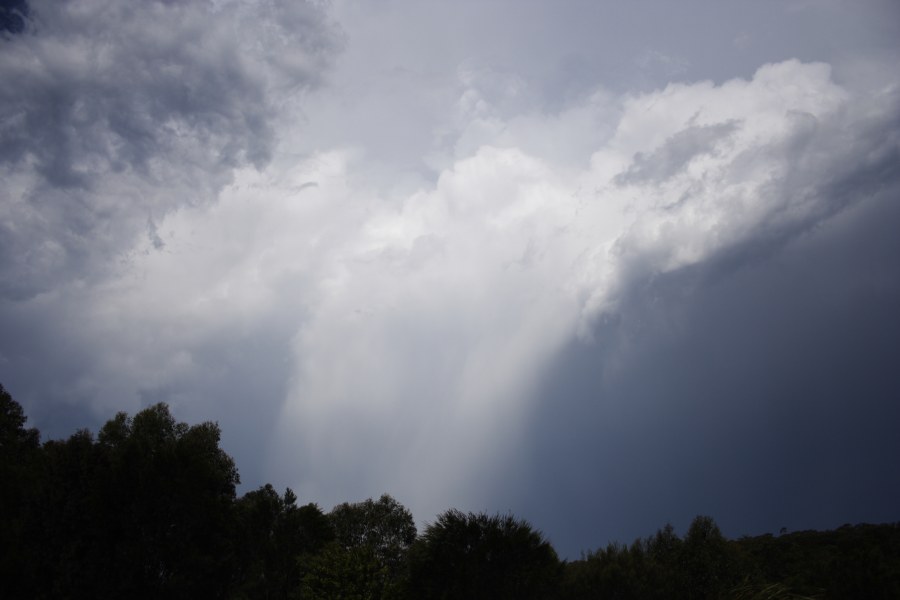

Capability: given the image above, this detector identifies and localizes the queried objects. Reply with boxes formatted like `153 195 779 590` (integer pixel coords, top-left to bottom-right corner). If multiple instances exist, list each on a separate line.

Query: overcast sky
2 0 899 558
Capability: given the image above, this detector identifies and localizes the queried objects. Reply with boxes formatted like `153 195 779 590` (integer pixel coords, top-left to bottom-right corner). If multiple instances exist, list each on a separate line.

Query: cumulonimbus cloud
2 44 897 528
264 60 899 515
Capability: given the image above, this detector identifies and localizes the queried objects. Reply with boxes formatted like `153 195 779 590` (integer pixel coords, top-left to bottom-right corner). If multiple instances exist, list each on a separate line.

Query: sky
2 0 899 558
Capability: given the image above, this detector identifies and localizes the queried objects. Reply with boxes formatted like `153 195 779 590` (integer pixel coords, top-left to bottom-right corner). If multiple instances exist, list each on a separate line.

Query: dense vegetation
2 383 898 599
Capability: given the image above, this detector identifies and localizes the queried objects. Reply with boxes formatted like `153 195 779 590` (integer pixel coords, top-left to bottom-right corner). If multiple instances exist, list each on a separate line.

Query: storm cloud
0 0 341 299
2 0 899 558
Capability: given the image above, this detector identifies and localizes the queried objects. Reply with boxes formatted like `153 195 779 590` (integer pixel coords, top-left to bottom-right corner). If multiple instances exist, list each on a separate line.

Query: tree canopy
33 402 240 598
1 383 899 599
407 509 562 600
300 493 417 599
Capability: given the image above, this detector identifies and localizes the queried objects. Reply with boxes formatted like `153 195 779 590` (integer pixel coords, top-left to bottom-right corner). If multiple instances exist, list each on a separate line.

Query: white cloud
262 60 896 517
274 145 582 508
573 61 857 324
3 3 897 524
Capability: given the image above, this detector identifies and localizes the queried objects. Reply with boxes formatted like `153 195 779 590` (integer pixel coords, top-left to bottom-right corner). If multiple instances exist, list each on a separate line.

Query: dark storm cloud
0 0 340 300
488 99 900 558
0 0 28 34
537 195 899 558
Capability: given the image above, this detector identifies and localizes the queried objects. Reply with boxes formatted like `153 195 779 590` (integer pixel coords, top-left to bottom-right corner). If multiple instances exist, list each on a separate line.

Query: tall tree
406 509 562 600
301 494 416 599
680 515 737 599
0 384 41 598
329 493 417 576
29 402 240 599
232 484 332 599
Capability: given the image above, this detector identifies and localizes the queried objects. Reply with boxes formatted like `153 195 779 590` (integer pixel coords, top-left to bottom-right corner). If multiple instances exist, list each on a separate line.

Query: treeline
2 384 898 599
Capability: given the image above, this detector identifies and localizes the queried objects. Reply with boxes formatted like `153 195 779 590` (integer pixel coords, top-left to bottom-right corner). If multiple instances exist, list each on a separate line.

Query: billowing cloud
89 58 890 521
0 0 341 299
2 0 899 558
269 61 898 522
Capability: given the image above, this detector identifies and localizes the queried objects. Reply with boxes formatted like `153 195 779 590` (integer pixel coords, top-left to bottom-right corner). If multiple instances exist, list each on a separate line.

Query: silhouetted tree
733 523 900 599
5 382 900 599
0 384 42 598
300 494 416 599
232 484 332 599
329 493 417 575
406 509 562 600
680 515 738 599
300 541 389 600
29 403 240 599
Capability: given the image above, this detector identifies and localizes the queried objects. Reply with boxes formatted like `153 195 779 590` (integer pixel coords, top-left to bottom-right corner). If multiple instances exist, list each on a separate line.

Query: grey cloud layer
0 0 340 299
615 121 739 186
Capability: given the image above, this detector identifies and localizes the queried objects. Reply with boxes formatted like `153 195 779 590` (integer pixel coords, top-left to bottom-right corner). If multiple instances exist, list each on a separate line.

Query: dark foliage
232 484 333 599
560 517 900 600
30 403 240 599
406 509 562 600
732 524 900 599
0 383 41 596
299 493 417 599
1 382 899 599
329 493 417 575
